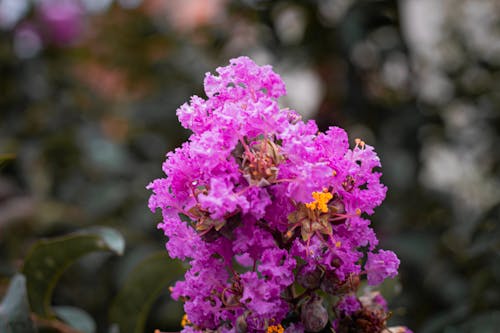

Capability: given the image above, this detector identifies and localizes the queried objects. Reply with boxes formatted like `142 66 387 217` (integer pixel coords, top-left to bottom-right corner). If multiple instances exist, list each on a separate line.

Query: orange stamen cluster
181 314 191 327
267 324 285 333
287 188 362 251
305 189 333 213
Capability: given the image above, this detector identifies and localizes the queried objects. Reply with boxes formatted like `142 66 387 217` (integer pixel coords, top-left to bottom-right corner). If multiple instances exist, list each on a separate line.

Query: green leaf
22 227 125 318
0 274 37 333
54 306 96 333
109 252 184 333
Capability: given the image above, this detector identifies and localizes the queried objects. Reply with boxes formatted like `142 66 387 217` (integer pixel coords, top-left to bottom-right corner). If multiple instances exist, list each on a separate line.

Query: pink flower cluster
148 57 406 332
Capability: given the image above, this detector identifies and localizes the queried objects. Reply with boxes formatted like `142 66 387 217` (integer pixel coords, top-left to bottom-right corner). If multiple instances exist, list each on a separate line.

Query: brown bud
297 265 323 289
319 271 338 295
236 314 247 333
321 272 359 296
328 195 345 215
300 295 328 332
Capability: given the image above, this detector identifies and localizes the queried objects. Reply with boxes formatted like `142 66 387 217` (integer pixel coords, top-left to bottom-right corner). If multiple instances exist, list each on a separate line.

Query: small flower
365 250 400 286
336 294 361 315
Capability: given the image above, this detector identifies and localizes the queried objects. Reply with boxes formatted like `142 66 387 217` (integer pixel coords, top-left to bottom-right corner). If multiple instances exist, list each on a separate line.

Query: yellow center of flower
267 324 284 333
305 189 333 213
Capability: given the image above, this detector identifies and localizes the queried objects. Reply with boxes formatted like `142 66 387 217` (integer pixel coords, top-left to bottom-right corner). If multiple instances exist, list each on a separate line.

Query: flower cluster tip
148 56 407 333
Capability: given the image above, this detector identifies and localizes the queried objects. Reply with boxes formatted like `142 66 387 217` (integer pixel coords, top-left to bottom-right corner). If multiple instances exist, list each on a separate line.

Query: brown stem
31 313 83 333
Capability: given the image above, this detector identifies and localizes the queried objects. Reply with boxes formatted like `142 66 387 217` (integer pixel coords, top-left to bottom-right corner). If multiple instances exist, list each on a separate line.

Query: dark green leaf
22 227 125 318
0 274 37 333
109 252 184 333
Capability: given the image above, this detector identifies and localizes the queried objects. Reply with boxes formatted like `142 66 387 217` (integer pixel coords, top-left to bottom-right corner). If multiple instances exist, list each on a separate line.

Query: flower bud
320 272 359 295
297 265 323 289
300 295 328 332
319 271 337 294
236 314 247 333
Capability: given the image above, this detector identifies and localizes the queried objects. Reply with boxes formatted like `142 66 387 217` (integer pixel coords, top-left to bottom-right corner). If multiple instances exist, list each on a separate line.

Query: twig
31 313 83 333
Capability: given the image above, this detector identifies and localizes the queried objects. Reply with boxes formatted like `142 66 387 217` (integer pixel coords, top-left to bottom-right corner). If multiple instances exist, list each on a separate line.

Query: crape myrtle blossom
148 57 409 332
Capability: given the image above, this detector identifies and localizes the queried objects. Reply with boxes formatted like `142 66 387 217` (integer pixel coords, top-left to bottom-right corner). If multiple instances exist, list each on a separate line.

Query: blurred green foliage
1 0 499 332
22 227 124 318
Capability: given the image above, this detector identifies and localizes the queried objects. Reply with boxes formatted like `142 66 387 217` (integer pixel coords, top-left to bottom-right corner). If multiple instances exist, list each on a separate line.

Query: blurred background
1 0 499 332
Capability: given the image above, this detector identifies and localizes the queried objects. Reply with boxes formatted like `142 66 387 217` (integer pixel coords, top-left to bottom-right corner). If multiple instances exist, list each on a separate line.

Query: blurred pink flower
13 23 43 58
37 0 84 45
146 0 227 32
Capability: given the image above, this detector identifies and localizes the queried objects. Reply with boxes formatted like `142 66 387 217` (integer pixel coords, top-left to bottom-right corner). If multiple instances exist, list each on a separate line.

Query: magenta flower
337 294 361 315
365 250 400 286
148 57 405 332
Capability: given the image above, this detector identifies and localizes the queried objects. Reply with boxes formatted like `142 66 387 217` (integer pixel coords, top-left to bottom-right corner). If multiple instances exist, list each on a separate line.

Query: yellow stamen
306 190 333 213
267 324 284 333
335 241 342 248
181 314 191 327
355 138 365 149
